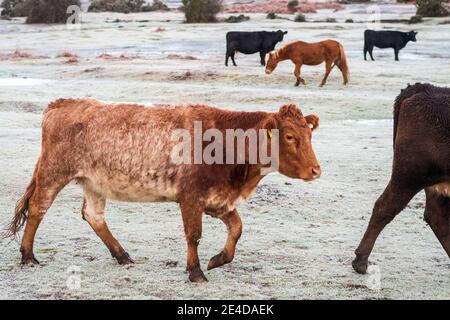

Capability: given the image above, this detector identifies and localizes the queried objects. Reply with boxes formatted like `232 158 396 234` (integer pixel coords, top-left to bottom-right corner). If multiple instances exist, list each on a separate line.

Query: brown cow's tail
2 159 38 239
338 43 350 85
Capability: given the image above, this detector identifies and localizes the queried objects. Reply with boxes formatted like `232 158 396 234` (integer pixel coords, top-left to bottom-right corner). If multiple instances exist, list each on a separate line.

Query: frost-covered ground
0 5 449 299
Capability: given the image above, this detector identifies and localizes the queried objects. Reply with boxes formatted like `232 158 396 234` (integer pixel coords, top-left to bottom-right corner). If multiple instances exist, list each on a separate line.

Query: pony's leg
180 200 207 283
207 209 242 270
320 60 334 87
352 181 418 274
424 190 450 257
293 63 306 86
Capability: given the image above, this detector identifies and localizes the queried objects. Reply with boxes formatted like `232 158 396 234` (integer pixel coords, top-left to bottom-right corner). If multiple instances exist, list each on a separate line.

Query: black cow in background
225 30 288 67
364 30 418 61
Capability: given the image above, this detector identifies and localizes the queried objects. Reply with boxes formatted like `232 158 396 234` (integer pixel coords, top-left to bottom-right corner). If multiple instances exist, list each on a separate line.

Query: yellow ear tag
267 130 273 139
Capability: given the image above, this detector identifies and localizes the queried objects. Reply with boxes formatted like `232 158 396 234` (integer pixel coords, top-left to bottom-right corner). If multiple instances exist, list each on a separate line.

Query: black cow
225 30 288 67
364 30 418 61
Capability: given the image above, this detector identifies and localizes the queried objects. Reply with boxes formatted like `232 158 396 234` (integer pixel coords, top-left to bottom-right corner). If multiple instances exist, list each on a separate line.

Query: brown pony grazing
265 39 350 87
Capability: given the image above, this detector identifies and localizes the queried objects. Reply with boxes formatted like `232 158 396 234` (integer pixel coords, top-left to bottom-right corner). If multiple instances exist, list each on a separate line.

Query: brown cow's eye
286 134 294 141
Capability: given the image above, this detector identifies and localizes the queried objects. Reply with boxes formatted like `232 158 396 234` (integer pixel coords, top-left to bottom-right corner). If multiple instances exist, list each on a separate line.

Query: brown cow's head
267 104 321 181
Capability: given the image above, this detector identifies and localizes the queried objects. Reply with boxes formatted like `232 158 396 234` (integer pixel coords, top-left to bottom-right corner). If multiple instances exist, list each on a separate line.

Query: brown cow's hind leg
424 190 450 257
207 209 242 271
180 200 207 283
82 188 133 265
352 181 418 274
21 179 69 266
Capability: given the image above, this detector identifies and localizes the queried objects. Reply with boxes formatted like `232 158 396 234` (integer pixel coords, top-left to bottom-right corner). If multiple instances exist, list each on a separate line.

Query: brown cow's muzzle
301 165 321 181
311 165 321 179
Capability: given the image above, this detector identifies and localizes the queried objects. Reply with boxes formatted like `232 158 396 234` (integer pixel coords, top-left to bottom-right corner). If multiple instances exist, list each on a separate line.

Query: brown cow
5 99 321 283
353 83 450 274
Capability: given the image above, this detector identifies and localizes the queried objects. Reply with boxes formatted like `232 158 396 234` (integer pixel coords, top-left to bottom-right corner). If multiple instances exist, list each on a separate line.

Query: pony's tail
2 159 39 239
338 43 350 85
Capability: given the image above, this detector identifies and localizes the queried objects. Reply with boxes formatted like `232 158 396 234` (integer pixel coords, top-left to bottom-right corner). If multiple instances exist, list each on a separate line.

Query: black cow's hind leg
225 53 229 66
364 43 368 61
231 51 237 66
353 181 418 274
369 46 375 61
424 190 450 258
394 48 400 61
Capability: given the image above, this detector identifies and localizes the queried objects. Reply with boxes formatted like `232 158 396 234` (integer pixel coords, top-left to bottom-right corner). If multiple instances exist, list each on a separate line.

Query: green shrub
287 0 299 12
337 0 370 3
266 12 277 19
142 0 169 12
89 0 144 13
325 17 337 23
294 13 305 22
409 14 423 23
416 0 448 17
1 0 27 17
345 18 354 23
181 0 222 23
224 14 249 23
25 0 81 23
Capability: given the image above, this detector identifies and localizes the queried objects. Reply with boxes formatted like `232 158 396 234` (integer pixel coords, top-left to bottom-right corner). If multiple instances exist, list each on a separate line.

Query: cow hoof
116 252 135 265
189 271 208 283
207 251 230 270
21 255 40 266
352 258 368 274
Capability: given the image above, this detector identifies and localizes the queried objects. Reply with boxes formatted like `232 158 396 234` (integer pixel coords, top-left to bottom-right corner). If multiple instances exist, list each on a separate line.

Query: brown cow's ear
305 114 320 131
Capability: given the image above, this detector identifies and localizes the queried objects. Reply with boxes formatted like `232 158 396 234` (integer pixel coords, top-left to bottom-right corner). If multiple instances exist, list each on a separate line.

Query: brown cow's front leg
352 181 418 274
207 209 242 271
424 189 450 257
180 201 207 283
